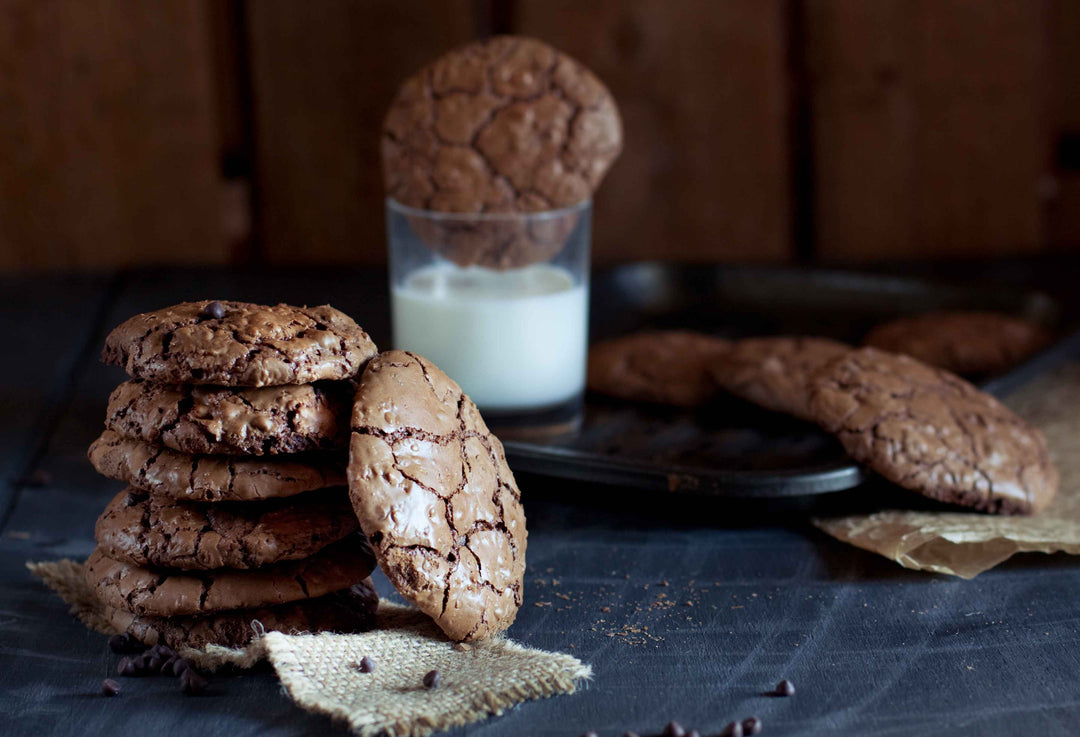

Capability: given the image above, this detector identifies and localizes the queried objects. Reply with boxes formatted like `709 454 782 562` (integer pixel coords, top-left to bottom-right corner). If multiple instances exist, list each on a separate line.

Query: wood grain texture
807 0 1051 261
6 268 1080 737
0 1 223 272
246 0 474 265
1047 0 1080 250
513 0 792 263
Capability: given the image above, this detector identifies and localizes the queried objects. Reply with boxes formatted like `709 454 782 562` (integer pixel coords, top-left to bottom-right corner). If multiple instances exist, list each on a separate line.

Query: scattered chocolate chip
108 633 145 654
172 658 195 677
149 644 176 660
687 730 702 737
357 657 374 673
144 655 164 674
180 667 208 696
422 670 441 689
742 717 763 735
116 657 137 677
579 732 598 737
199 301 226 320
722 721 743 737
101 679 121 697
776 679 795 697
663 721 686 737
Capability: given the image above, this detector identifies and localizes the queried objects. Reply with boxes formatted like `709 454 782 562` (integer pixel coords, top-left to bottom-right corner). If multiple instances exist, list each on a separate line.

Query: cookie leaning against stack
86 301 380 650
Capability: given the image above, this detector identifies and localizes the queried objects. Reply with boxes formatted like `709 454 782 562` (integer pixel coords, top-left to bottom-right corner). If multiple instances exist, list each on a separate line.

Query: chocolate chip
116 657 137 677
172 658 195 677
722 721 743 737
101 678 121 696
200 301 226 320
663 721 686 737
180 667 208 696
623 732 641 737
687 730 702 737
149 644 176 660
108 633 145 654
742 717 763 735
422 670 441 689
776 679 795 696
579 732 598 737
357 656 374 673
144 655 164 674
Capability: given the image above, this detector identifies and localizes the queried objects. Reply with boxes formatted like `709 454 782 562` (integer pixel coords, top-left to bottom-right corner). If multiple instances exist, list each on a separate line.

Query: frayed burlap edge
28 558 593 735
27 558 265 670
263 625 592 737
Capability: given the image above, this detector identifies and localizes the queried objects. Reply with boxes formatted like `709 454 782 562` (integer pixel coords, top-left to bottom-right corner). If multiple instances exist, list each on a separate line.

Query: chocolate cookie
102 301 377 387
863 311 1052 376
382 36 621 269
808 347 1058 514
86 536 376 617
104 379 352 456
348 351 526 641
711 336 850 421
587 331 731 408
88 430 346 502
104 578 378 650
94 487 358 570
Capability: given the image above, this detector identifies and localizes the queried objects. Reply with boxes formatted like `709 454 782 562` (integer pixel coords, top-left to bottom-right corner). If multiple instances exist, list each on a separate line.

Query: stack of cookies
85 301 382 650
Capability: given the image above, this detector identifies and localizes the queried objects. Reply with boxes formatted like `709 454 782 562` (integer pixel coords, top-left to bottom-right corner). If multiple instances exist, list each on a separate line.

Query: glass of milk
387 199 591 437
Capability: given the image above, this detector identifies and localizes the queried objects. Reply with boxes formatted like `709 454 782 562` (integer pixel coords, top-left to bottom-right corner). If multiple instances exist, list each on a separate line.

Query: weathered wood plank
246 0 475 265
807 0 1050 260
514 0 792 263
0 1 223 272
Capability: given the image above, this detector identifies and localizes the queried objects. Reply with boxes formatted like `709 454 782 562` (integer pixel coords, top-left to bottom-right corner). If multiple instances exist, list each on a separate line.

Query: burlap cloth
27 559 590 736
814 361 1080 578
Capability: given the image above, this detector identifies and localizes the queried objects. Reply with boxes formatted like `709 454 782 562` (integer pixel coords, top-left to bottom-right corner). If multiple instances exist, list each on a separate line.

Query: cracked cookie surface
95 486 358 570
711 336 850 421
104 578 378 650
382 36 621 269
863 311 1052 377
89 430 346 502
105 379 351 456
102 301 377 387
587 331 731 408
85 536 376 617
808 347 1058 514
347 350 526 641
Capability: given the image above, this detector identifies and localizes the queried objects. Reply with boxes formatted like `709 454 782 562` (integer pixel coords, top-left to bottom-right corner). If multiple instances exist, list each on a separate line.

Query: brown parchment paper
813 362 1080 578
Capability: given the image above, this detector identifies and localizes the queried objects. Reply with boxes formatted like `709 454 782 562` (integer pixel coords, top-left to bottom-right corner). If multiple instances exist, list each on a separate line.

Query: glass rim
386 197 591 223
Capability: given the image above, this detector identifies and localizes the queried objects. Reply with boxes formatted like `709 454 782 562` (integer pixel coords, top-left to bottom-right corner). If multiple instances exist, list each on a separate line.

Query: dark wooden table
4 264 1080 737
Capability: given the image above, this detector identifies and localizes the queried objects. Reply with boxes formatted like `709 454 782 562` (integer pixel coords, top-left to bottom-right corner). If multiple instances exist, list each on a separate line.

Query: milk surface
392 263 588 411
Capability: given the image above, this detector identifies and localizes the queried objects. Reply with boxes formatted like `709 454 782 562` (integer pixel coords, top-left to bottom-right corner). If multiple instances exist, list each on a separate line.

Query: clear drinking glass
387 199 591 437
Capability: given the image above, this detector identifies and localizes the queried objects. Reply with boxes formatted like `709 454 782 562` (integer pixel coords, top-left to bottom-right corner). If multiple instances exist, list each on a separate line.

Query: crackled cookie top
102 301 377 387
85 536 376 617
587 331 731 408
105 379 352 456
88 430 346 502
347 350 526 641
809 347 1058 514
711 336 850 421
105 578 378 651
864 311 1052 376
95 487 358 570
382 35 622 215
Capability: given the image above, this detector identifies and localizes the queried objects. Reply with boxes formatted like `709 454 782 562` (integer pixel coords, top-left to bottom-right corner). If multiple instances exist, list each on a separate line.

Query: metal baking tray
502 262 1077 498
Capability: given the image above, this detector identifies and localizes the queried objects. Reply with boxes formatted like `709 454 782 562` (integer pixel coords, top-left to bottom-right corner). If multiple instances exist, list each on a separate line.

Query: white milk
392 263 588 411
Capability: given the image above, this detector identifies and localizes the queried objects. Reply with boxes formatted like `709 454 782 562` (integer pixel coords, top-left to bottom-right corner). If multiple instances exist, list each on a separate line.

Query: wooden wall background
0 0 1077 272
